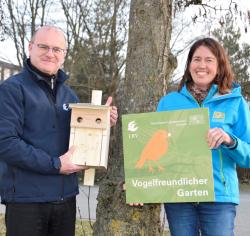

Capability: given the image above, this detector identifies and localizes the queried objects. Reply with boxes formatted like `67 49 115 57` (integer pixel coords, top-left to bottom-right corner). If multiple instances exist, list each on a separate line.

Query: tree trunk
93 0 176 235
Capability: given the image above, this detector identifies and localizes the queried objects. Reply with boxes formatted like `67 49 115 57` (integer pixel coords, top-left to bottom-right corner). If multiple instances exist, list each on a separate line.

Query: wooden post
83 90 102 186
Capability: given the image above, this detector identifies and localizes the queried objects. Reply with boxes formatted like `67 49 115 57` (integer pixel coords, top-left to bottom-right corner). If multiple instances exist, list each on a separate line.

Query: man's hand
105 96 118 127
59 146 89 175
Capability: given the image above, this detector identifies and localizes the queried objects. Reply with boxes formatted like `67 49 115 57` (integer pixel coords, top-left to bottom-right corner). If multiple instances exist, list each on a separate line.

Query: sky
0 40 18 64
0 0 249 71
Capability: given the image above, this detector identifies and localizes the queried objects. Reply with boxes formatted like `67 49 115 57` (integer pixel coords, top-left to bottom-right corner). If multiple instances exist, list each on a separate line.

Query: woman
157 37 250 236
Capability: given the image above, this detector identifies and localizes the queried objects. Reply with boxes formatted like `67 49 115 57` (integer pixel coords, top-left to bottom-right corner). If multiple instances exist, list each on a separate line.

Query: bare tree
170 0 250 84
61 0 128 101
0 1 7 41
94 0 250 235
93 0 176 234
3 0 52 66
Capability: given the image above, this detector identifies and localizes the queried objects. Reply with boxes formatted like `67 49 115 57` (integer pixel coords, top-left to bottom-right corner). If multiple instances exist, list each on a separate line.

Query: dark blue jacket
0 60 79 203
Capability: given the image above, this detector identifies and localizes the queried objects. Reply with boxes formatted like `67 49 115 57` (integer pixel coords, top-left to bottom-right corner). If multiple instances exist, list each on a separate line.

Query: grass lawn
0 215 5 236
0 214 93 236
239 183 250 192
0 214 170 236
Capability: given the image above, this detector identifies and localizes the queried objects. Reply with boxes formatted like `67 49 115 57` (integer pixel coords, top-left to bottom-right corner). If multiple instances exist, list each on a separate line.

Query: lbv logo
128 121 138 139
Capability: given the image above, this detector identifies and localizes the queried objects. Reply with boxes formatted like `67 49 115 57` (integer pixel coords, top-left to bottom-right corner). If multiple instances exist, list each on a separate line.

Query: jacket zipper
51 77 55 90
186 89 203 108
187 87 228 195
37 80 65 201
218 149 228 194
11 167 16 202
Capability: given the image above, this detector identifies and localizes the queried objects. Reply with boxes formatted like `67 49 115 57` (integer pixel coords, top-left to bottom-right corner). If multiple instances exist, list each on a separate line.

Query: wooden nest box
69 90 111 185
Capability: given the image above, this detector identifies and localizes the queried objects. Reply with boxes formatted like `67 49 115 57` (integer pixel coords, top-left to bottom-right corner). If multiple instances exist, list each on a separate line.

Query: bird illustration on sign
135 129 171 172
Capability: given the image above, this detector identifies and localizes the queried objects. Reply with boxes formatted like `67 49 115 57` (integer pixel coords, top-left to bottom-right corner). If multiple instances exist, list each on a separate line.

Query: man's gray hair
30 25 67 46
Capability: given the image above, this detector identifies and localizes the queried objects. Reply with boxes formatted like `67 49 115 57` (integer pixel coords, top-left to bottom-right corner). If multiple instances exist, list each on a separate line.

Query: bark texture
93 0 176 235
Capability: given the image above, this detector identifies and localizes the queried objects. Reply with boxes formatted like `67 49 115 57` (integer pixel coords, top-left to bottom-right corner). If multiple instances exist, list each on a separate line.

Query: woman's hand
207 128 234 149
128 202 144 206
122 182 144 206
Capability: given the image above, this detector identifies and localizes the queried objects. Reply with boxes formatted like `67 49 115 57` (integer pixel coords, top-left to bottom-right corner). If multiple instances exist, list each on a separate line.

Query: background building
0 60 20 82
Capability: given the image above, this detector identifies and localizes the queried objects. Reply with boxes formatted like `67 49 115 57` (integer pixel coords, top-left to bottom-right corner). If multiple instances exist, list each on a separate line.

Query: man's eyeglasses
32 43 66 55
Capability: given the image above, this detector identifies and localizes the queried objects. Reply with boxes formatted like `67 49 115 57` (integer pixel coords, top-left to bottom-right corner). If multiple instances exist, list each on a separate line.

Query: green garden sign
122 108 215 203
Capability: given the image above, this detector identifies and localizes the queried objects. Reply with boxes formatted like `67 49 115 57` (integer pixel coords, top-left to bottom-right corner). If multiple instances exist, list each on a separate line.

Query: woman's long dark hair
178 37 234 94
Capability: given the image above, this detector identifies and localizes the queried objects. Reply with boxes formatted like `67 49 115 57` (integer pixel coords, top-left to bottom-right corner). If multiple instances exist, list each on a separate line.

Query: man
0 26 118 236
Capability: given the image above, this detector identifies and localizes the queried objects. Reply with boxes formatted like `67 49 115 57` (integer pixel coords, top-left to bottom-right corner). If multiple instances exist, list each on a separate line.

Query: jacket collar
180 83 242 102
23 59 68 84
